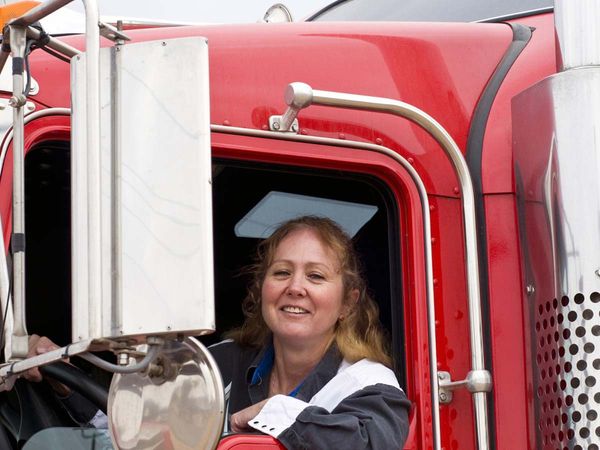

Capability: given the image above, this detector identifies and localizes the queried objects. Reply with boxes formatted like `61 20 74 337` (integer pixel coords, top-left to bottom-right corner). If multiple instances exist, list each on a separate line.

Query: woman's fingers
22 334 61 382
230 399 269 433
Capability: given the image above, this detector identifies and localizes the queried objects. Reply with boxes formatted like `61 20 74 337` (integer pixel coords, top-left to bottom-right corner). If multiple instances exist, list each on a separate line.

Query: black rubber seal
306 0 348 21
464 23 533 449
12 57 23 75
11 233 25 253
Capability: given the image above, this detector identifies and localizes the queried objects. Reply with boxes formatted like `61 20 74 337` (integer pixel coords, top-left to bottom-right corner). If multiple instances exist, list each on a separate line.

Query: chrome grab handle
271 82 492 450
438 370 492 404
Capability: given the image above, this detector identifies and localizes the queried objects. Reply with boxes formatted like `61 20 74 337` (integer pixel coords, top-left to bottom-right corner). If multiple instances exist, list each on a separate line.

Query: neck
269 336 333 396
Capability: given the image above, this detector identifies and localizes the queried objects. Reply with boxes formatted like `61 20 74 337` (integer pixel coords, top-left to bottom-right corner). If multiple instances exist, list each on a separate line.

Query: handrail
211 123 441 450
271 82 492 450
3 0 101 357
10 0 74 27
9 26 28 358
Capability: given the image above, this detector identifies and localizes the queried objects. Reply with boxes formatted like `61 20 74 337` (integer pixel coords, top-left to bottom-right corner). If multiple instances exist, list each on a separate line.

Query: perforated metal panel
535 293 600 449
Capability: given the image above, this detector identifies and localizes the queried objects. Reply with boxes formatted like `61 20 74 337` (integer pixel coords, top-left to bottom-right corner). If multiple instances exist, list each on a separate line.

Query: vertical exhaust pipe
554 0 600 70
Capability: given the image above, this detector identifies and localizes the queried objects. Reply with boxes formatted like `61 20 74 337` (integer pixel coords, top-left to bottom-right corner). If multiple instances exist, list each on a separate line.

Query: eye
307 272 325 281
272 269 290 277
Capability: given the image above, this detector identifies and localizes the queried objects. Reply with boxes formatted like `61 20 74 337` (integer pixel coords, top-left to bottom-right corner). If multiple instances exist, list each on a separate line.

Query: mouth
281 305 310 315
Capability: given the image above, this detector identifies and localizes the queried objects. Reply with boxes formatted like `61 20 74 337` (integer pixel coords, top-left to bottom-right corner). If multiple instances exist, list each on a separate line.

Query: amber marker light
0 1 40 30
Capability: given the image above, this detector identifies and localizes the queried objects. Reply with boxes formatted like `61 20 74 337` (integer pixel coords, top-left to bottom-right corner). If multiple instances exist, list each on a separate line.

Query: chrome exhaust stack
513 1 600 448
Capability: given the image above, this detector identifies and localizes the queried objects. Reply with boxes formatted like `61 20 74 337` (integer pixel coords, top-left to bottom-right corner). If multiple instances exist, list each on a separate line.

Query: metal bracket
0 98 36 112
438 370 492 404
269 115 299 133
99 21 131 42
0 339 95 390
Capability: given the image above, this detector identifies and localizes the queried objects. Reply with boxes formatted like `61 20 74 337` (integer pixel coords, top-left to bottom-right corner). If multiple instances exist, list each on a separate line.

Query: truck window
310 0 552 22
211 161 405 379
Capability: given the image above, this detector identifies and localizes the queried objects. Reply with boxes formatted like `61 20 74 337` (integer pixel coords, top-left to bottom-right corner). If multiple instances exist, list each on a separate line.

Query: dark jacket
209 339 410 450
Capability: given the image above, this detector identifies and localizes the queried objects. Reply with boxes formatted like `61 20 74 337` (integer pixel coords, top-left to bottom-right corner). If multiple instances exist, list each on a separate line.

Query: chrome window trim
211 124 441 450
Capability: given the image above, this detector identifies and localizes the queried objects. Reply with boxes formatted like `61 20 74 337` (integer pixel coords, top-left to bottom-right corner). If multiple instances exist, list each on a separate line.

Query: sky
65 0 333 24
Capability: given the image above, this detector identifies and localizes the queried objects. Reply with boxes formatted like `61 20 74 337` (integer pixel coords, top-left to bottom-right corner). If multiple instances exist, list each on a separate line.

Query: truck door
210 131 430 449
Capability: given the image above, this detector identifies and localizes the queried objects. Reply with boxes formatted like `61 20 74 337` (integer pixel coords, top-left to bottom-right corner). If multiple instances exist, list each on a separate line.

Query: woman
25 216 410 448
210 216 410 449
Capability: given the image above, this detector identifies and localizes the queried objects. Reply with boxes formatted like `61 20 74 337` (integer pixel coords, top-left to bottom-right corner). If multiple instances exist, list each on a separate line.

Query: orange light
0 1 41 31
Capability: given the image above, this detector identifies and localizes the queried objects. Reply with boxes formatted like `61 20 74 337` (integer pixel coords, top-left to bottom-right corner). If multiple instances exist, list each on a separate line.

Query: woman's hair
226 215 393 368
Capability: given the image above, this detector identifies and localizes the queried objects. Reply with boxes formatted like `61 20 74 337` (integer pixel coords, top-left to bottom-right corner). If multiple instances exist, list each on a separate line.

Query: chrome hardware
26 25 79 61
269 115 299 133
117 352 130 366
0 98 35 112
270 81 313 132
8 25 29 359
0 339 94 386
98 21 130 43
8 94 27 108
263 3 293 23
438 370 492 405
108 338 224 450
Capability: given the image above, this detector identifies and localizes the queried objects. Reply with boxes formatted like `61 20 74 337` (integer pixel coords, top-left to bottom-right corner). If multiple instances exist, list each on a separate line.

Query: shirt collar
245 341 344 402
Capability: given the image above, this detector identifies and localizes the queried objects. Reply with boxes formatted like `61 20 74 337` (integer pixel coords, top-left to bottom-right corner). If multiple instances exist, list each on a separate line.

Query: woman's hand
230 399 269 432
22 334 71 396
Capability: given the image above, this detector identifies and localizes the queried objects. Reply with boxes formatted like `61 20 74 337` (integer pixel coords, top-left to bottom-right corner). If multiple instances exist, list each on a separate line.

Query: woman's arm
240 359 410 450
245 384 409 449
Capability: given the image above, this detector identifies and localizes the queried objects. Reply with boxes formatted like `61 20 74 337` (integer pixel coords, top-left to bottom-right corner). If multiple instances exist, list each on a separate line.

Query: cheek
260 281 278 307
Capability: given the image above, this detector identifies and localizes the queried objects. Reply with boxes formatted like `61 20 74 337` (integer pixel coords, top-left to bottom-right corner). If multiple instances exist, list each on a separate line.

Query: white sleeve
247 394 310 438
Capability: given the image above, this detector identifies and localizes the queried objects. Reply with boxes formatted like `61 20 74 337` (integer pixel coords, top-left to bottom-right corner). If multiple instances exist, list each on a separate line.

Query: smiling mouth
281 306 309 314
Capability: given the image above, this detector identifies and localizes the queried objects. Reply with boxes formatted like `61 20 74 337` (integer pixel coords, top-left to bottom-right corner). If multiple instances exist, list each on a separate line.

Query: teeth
282 306 308 314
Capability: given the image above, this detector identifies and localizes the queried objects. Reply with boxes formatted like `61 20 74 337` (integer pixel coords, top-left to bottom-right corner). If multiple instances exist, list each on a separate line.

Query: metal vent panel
535 293 600 449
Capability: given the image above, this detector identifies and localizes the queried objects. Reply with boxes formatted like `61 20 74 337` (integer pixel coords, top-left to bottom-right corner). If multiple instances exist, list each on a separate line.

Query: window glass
234 191 378 238
311 0 552 22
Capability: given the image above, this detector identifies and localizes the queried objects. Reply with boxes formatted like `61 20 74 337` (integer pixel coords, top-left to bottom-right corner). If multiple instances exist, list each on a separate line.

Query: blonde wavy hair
226 216 392 368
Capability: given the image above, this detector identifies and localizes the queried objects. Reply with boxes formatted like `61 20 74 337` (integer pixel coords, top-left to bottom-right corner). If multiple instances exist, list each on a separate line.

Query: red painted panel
217 435 286 450
427 195 474 450
484 194 534 449
481 13 557 194
25 21 513 197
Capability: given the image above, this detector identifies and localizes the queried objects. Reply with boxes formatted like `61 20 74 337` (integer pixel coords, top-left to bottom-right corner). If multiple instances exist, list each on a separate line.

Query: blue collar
251 344 274 386
249 344 304 398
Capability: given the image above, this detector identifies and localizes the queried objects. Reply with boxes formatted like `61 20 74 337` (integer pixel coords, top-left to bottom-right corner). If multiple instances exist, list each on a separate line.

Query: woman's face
261 228 348 351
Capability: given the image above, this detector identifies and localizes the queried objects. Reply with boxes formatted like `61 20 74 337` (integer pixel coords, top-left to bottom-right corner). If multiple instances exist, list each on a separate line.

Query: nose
286 274 306 297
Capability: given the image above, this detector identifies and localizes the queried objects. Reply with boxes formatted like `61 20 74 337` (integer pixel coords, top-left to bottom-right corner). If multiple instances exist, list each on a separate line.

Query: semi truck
0 0 596 449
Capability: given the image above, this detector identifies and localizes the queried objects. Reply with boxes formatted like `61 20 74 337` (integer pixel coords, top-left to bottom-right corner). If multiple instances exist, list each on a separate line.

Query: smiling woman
209 216 410 449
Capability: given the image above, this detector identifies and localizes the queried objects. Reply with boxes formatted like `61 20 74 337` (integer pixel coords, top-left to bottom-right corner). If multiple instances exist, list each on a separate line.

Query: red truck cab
2 1 594 450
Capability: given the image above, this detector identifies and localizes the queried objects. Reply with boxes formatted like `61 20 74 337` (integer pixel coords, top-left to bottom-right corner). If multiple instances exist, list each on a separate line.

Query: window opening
211 161 404 381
